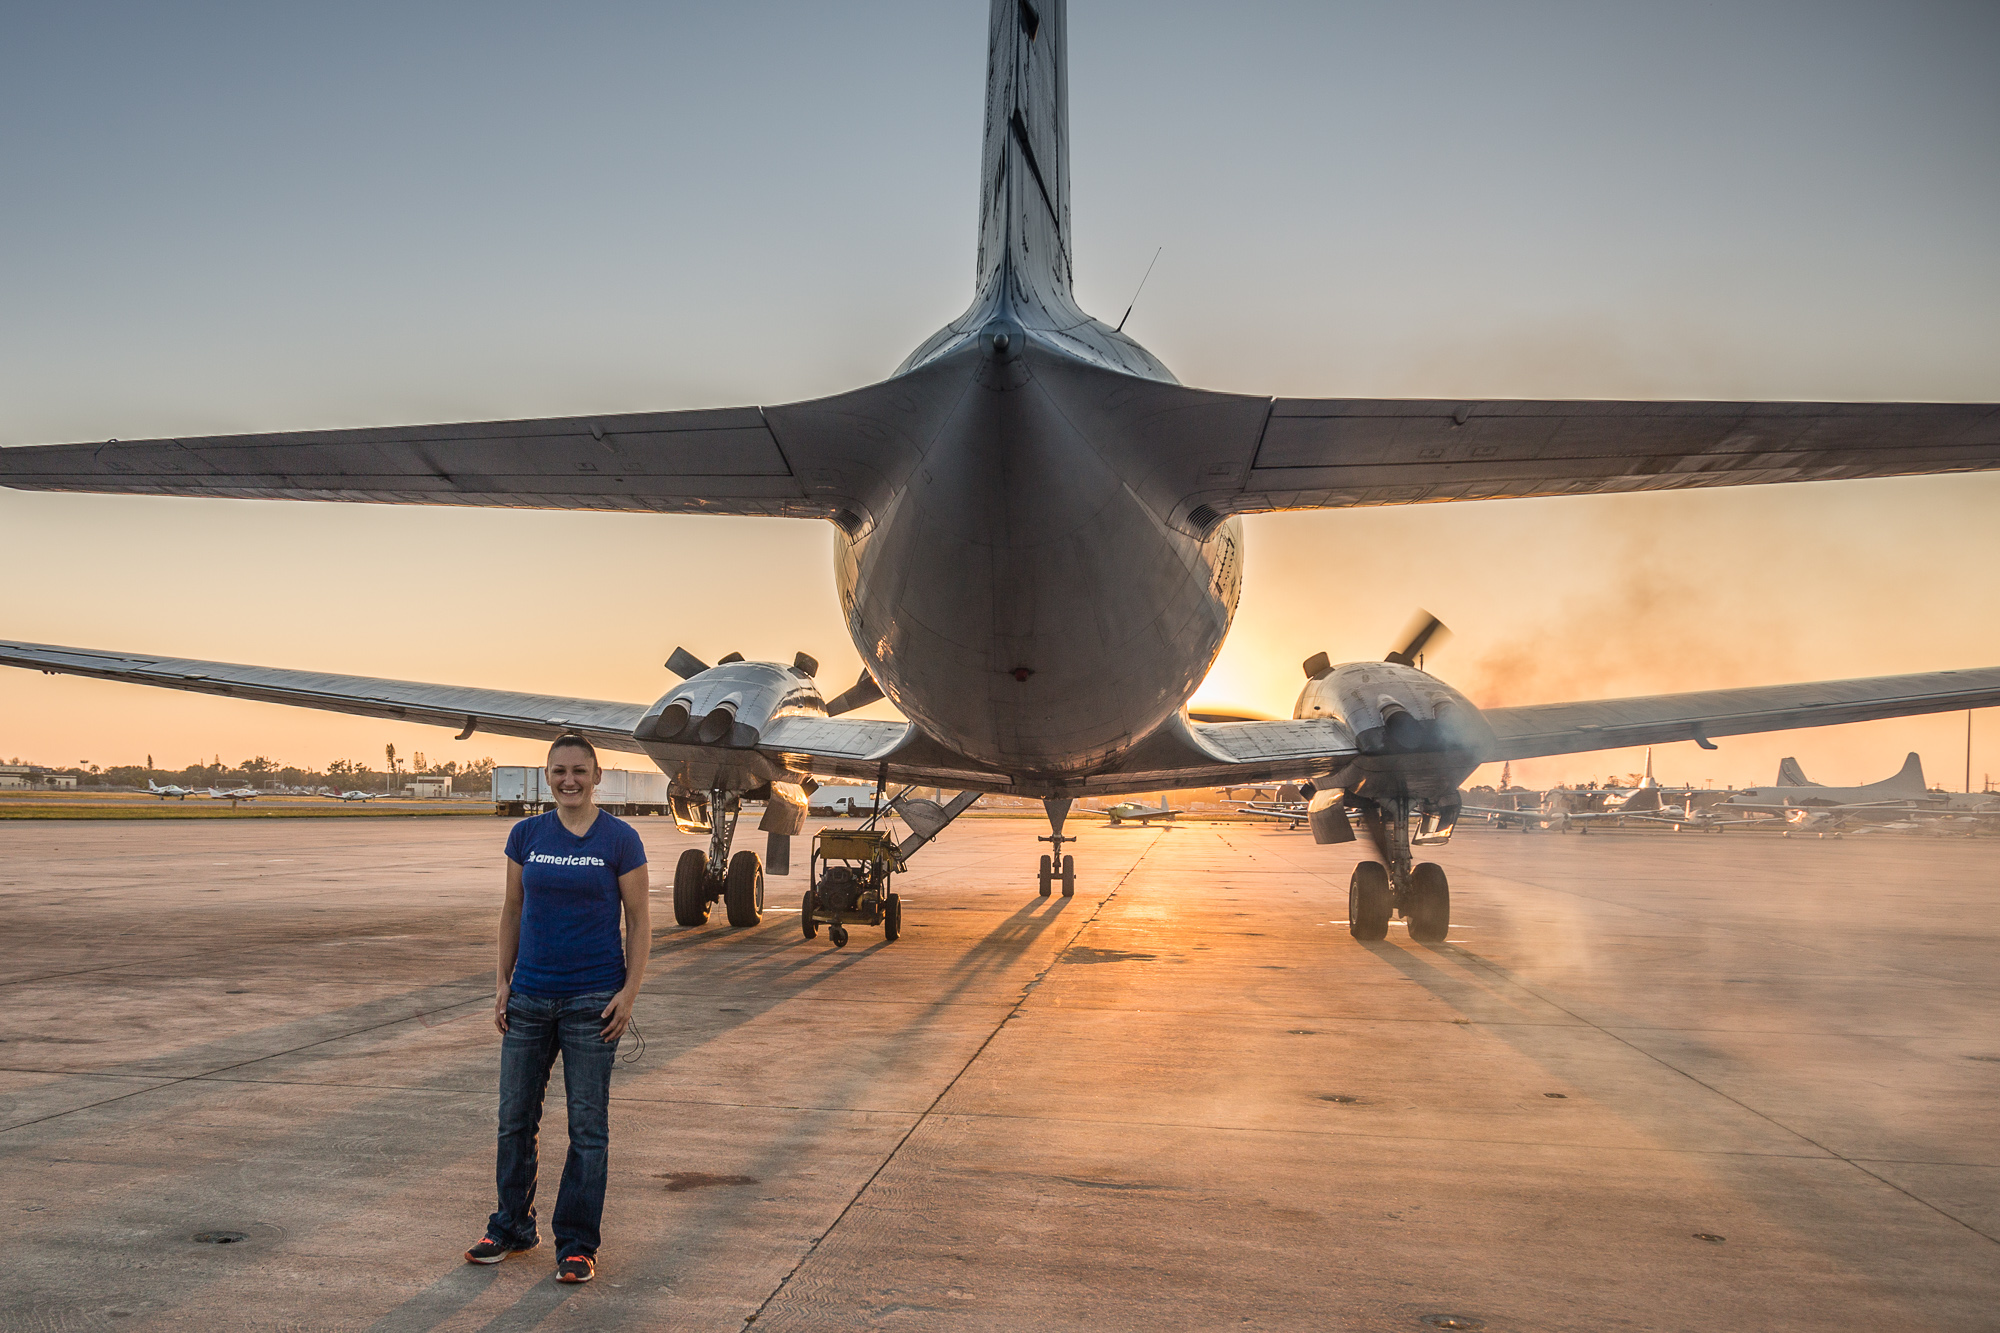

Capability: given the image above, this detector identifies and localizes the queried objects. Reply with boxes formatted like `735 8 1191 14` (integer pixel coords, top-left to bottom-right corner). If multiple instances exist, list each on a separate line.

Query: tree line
21 753 500 793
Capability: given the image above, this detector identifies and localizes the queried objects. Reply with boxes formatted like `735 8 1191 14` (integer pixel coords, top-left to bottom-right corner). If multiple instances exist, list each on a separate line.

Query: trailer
492 765 671 817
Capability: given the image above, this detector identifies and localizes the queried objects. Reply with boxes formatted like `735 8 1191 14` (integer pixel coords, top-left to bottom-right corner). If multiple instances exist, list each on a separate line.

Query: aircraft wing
1481 666 2000 761
0 640 655 755
1181 398 2000 522
0 638 982 789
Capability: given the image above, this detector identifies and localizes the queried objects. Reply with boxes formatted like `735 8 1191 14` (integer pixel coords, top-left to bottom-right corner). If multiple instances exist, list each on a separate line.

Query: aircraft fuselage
835 295 1243 779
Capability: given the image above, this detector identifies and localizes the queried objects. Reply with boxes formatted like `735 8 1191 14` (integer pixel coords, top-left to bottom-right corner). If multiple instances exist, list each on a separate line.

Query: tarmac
1 815 1995 1331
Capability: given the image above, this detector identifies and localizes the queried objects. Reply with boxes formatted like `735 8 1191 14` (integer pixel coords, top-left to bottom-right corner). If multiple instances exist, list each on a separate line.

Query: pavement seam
737 831 1161 1328
0 994 487 1136
1449 942 2000 1246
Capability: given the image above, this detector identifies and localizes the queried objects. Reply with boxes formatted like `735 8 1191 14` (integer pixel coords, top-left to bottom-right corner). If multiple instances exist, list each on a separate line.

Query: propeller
824 669 886 717
664 647 709 680
1384 609 1452 668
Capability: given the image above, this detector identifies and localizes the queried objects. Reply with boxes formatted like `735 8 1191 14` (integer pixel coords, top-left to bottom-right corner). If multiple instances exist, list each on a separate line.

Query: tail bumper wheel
884 892 903 943
801 888 819 939
1037 854 1053 897
830 923 850 949
1348 861 1391 941
724 850 765 927
1406 862 1450 944
672 849 711 927
1059 855 1075 898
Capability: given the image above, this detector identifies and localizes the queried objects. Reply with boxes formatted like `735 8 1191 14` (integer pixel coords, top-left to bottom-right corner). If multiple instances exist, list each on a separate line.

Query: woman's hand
599 988 637 1042
493 982 511 1035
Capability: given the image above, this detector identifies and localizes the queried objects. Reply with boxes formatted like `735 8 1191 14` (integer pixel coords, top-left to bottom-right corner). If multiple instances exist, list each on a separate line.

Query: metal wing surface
0 372 958 527
0 640 656 754
1179 398 2000 521
1482 667 2000 761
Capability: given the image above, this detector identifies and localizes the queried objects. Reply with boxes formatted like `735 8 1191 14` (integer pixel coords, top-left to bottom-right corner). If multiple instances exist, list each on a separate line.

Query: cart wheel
884 893 902 943
830 923 849 949
1037 853 1053 898
801 888 818 939
1060 854 1075 898
672 849 711 927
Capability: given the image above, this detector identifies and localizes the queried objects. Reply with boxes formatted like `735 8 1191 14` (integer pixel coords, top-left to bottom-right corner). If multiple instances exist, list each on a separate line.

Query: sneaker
556 1255 595 1284
464 1235 538 1264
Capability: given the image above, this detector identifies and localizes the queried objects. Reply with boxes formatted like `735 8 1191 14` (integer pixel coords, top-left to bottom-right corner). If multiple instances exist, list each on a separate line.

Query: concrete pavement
1 816 1995 1330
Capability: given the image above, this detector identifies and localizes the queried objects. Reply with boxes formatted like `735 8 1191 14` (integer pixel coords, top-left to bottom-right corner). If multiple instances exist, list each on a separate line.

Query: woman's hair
548 733 599 766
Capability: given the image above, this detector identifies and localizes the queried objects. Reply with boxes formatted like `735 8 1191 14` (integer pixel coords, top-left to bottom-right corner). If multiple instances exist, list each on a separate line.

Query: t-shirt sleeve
504 818 530 865
615 819 648 874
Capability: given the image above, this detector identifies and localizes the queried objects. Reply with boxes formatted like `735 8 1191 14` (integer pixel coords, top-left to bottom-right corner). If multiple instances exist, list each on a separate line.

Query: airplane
1234 799 1311 830
1091 796 1183 826
3 1 2000 943
1718 752 1936 815
146 780 193 800
335 790 374 802
207 786 260 805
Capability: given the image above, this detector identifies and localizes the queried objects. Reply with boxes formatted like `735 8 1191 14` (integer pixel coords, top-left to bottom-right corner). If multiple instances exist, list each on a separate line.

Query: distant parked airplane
336 790 373 802
1092 796 1182 826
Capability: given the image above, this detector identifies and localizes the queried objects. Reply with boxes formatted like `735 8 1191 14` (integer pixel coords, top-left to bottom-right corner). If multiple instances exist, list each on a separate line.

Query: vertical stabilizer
977 0 1071 309
1883 752 1927 795
1775 756 1815 787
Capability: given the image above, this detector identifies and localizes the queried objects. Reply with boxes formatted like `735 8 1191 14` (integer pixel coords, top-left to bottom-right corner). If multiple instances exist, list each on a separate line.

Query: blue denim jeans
487 990 620 1260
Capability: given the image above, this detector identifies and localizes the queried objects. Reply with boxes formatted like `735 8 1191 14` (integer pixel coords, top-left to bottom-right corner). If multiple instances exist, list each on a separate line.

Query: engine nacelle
1294 660 1495 759
634 659 825 749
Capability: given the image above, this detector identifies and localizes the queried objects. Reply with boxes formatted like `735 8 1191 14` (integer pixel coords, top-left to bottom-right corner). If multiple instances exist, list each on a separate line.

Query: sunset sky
4 1 1997 791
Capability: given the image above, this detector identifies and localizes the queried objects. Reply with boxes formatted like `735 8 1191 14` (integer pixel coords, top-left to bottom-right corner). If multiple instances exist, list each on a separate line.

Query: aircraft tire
801 888 818 939
1060 855 1075 897
884 893 902 943
1348 862 1390 941
1038 854 1053 897
1407 863 1450 944
673 850 711 927
724 850 764 927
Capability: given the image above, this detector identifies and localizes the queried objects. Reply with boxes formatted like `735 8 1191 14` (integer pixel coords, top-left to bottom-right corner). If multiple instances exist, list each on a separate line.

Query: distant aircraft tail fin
1775 756 1815 787
976 0 1072 308
1883 751 1927 796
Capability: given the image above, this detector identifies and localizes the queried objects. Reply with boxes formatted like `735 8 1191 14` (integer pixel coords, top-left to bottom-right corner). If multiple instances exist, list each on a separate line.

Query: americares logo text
527 852 607 867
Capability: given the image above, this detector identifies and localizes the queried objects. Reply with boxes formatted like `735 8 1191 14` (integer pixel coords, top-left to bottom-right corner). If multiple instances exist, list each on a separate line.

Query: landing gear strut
1037 797 1077 897
672 784 764 928
1349 796 1451 945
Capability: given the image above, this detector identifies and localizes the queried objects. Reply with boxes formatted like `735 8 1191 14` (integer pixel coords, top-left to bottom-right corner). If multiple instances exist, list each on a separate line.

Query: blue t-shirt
504 810 648 998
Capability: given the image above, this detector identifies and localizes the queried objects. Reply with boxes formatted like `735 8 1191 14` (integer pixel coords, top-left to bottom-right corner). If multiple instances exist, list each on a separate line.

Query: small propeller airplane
206 786 260 806
1089 796 1183 826
146 780 193 800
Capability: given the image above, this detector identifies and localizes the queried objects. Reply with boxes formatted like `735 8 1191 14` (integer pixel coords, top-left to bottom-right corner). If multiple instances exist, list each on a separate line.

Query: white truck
493 765 671 817
809 785 880 817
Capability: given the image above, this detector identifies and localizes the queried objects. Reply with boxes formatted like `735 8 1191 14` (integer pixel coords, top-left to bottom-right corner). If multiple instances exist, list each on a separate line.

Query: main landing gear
1347 798 1451 945
673 784 765 929
1037 797 1077 897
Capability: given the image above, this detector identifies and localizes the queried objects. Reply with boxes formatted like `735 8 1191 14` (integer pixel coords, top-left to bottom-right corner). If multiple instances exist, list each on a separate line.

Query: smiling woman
472 732 650 1285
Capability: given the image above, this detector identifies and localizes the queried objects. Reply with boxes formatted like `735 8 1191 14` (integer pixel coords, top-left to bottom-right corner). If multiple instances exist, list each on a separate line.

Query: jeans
486 990 620 1260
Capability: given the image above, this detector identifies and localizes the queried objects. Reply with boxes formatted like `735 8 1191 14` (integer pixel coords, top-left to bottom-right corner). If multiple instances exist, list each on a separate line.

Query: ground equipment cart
802 827 904 948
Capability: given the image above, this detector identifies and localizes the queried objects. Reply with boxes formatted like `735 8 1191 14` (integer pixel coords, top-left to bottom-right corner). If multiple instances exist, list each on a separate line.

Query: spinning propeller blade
1385 610 1452 667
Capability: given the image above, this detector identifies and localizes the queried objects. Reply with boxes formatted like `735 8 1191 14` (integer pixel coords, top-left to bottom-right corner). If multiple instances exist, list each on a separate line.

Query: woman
464 734 649 1284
